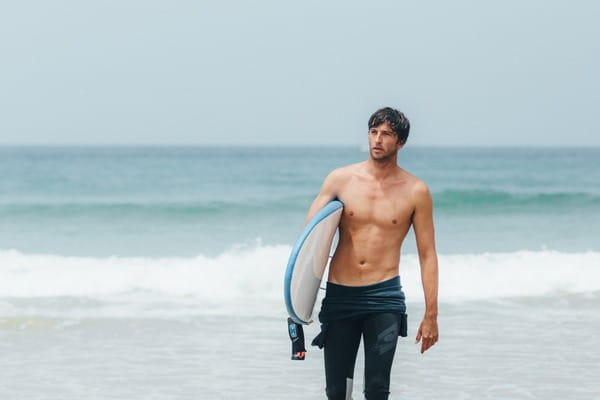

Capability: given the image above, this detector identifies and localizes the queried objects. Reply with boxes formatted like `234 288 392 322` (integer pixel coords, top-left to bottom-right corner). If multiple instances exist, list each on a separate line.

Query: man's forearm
420 253 439 318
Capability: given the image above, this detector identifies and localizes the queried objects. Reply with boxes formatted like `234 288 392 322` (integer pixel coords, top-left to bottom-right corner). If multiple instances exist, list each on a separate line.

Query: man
307 107 439 400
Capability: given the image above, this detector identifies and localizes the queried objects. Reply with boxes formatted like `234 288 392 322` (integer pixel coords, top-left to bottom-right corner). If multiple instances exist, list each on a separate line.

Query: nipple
349 211 354 216
392 219 397 224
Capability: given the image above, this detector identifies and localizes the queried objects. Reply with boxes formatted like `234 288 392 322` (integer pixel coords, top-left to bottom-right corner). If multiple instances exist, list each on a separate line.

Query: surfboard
284 200 343 325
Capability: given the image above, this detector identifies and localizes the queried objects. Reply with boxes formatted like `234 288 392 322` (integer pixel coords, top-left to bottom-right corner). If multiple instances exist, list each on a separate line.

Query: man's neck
366 156 399 181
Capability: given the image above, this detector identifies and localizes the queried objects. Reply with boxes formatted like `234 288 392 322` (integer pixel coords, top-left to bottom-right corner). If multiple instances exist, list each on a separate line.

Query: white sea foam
1 247 599 303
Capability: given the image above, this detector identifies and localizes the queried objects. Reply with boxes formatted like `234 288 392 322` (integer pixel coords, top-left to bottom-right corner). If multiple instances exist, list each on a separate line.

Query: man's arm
304 169 343 224
411 181 439 354
286 170 342 362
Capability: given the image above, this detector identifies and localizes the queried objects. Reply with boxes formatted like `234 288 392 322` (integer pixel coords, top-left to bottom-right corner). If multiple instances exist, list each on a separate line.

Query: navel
359 260 365 265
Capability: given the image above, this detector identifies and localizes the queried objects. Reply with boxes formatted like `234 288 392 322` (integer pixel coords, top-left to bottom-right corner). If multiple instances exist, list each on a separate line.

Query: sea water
0 146 599 399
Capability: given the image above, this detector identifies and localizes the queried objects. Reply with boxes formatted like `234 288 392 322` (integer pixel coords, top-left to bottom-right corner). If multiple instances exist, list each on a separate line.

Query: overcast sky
1 0 598 146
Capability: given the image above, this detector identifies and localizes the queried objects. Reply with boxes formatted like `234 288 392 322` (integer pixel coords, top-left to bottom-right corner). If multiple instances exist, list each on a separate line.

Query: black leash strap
287 317 306 360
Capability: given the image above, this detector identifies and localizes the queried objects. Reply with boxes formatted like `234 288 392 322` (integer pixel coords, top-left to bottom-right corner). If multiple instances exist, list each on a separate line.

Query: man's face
368 122 403 161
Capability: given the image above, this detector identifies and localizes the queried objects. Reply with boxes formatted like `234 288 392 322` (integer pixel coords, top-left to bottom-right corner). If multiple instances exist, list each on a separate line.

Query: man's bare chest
338 179 415 228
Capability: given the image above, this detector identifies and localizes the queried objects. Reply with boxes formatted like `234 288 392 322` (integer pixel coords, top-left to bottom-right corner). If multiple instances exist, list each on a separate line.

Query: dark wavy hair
368 107 410 144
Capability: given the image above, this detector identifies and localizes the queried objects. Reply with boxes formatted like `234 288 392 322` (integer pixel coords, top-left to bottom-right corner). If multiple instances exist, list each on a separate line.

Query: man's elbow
418 247 438 264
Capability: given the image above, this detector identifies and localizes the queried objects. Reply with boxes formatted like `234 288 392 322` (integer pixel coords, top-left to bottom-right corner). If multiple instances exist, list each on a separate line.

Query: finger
422 342 430 353
420 337 428 353
415 330 422 344
428 337 437 348
421 337 435 353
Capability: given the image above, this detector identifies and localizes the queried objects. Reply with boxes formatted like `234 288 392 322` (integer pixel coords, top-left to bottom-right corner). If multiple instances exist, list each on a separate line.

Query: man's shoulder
399 169 430 197
327 162 363 180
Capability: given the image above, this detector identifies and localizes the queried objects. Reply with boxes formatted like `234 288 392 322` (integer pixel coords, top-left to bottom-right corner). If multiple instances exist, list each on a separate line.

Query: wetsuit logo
374 323 398 355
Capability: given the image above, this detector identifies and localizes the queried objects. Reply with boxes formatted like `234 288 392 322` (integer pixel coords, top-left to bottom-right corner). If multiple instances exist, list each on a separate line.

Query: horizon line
0 143 598 149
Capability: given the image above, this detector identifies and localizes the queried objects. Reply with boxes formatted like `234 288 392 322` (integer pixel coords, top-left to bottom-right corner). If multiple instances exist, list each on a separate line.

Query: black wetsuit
311 276 407 400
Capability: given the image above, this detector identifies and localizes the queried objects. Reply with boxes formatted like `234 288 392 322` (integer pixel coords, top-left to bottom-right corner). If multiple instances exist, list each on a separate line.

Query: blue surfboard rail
284 200 343 324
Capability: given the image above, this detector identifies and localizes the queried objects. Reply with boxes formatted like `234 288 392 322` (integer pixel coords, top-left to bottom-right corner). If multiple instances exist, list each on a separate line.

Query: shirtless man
306 107 439 400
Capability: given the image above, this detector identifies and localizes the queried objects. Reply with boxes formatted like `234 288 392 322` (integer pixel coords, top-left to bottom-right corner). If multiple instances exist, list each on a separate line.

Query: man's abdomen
327 229 404 286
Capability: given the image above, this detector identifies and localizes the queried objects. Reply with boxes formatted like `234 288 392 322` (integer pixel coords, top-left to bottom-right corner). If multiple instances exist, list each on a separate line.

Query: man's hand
415 317 438 354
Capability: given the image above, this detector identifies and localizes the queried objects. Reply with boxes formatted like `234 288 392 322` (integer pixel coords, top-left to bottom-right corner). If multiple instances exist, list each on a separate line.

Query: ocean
1 146 598 399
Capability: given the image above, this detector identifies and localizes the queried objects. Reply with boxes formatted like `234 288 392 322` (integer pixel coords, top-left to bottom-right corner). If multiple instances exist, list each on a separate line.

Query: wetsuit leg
323 316 362 400
361 313 400 400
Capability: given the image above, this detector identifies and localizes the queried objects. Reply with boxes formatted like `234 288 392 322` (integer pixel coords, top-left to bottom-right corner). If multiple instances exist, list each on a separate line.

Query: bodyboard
284 200 343 325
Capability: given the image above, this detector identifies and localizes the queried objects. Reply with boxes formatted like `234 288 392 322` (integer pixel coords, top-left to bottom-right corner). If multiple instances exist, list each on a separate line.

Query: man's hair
368 107 410 144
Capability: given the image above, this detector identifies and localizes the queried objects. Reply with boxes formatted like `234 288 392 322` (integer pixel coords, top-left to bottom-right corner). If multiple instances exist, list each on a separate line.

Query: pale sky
1 0 598 146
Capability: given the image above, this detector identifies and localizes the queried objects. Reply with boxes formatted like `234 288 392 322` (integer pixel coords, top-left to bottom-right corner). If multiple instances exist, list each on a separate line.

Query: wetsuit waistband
324 276 403 298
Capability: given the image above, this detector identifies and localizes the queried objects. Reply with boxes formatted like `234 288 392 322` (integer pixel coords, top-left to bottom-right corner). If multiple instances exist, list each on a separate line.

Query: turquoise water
1 146 598 256
1 146 599 399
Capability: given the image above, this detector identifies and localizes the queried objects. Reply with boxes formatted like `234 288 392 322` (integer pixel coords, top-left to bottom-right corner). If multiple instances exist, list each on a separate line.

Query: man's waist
321 275 406 315
324 275 403 297
318 275 407 323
